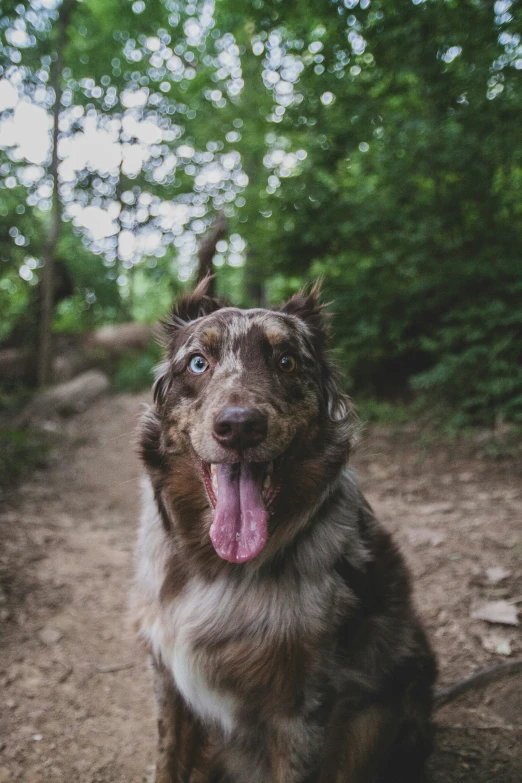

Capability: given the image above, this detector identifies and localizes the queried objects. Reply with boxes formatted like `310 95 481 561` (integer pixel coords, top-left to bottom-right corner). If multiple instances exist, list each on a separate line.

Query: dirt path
1 393 521 782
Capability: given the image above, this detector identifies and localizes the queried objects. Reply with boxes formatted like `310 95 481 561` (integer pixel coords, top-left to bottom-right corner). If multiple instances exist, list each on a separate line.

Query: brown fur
132 280 437 783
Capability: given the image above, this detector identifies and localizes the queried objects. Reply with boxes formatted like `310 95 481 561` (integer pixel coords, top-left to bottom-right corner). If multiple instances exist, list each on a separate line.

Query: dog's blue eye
188 355 209 375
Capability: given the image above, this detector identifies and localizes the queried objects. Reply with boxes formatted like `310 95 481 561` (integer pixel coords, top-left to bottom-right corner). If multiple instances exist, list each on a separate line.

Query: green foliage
411 294 522 425
355 399 412 428
1 0 521 425
481 426 522 460
0 272 30 341
0 427 49 495
112 342 163 393
230 0 522 425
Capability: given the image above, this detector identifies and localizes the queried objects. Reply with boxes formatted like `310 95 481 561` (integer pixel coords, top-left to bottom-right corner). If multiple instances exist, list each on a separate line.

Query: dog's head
141 278 356 567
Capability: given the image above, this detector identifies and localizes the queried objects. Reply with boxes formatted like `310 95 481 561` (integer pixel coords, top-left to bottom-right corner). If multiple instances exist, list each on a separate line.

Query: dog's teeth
211 464 218 494
263 474 271 490
267 462 274 476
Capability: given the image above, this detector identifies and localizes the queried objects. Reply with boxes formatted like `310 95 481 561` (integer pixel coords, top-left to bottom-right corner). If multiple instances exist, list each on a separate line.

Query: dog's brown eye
278 355 297 373
188 355 209 375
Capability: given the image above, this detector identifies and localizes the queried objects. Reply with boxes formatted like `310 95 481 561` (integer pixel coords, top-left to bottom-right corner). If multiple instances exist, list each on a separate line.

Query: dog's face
163 307 320 465
142 280 354 567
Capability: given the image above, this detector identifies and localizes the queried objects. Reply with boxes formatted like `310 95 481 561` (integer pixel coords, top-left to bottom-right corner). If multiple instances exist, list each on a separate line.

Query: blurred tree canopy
1 0 521 422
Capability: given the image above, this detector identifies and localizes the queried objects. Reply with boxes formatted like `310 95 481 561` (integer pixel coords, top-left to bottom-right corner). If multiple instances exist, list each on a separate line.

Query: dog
132 279 437 783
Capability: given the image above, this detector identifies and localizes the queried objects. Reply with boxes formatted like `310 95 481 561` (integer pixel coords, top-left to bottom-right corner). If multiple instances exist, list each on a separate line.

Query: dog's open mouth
201 461 280 563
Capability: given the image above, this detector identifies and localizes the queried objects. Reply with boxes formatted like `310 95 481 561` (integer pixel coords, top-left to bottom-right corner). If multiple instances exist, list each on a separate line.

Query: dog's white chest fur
164 579 237 734
134 480 238 734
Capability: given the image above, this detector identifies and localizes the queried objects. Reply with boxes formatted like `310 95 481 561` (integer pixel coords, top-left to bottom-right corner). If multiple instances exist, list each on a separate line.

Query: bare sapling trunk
38 0 72 387
196 211 227 296
245 249 265 307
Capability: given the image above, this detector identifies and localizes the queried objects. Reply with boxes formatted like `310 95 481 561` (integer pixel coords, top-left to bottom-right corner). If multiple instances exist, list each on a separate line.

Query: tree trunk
196 211 227 296
38 0 73 387
245 249 265 307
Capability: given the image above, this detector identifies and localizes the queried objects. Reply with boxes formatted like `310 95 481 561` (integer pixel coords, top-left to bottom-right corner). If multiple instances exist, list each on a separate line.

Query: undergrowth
0 427 49 496
111 343 163 394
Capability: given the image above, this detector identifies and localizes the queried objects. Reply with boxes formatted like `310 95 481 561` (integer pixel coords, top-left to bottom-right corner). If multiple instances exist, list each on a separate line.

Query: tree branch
196 211 227 297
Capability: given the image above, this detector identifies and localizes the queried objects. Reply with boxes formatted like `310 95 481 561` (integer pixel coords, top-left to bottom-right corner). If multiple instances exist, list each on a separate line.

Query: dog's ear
279 282 355 428
323 369 354 423
277 281 329 349
152 360 170 406
162 276 228 337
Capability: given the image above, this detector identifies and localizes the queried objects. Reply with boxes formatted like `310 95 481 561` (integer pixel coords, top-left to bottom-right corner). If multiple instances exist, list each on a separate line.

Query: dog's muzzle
202 459 280 564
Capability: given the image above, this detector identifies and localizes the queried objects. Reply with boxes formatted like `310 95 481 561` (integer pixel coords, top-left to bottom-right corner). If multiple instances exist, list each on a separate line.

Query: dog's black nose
213 407 268 451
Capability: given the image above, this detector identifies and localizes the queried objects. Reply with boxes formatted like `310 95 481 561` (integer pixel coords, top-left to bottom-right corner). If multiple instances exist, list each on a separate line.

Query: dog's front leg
153 658 219 783
269 725 295 783
266 717 324 783
318 705 398 783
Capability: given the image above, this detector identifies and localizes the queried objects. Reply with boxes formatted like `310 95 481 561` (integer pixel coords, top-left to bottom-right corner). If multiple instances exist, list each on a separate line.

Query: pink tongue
209 463 268 563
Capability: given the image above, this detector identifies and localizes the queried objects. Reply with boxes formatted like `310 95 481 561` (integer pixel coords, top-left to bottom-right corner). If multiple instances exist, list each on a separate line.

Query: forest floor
1 392 521 783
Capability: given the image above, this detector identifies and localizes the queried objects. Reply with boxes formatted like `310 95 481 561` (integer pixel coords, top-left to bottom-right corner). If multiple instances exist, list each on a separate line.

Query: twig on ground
442 723 514 731
57 665 73 683
95 662 136 674
435 659 522 709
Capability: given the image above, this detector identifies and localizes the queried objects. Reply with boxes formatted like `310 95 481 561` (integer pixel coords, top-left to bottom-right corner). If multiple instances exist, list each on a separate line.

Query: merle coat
132 280 437 783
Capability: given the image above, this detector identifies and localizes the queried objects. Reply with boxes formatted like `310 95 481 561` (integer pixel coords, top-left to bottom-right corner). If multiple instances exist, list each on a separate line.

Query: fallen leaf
471 600 519 626
406 528 446 547
481 632 512 656
38 627 62 645
485 566 511 585
368 464 390 480
496 640 512 656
